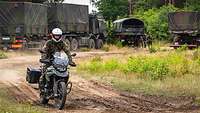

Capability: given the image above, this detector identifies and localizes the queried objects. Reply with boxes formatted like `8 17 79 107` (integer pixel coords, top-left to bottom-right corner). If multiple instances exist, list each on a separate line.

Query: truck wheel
65 39 71 50
88 39 95 49
71 38 78 51
138 36 145 48
96 39 103 49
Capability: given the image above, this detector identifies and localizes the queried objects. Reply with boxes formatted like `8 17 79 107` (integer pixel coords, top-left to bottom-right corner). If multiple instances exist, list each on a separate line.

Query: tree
0 0 64 3
93 0 129 26
134 0 163 10
185 0 200 11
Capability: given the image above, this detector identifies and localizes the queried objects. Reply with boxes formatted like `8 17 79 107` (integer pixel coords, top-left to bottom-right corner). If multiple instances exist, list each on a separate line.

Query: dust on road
0 51 199 113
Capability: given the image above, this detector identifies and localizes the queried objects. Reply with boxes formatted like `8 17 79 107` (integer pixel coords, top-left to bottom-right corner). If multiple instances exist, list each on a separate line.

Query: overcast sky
64 0 97 13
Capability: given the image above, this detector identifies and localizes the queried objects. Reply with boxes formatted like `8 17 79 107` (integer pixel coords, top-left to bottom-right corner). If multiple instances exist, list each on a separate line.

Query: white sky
64 0 97 13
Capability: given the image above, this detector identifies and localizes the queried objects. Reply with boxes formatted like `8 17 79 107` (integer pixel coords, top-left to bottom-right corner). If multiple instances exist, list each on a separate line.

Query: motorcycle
26 51 76 110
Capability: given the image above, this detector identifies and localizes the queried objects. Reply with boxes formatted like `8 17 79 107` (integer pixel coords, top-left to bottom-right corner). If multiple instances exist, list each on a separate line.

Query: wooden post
128 0 132 17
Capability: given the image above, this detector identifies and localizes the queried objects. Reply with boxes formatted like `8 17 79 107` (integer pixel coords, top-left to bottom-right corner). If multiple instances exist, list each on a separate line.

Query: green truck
113 18 148 47
169 12 200 49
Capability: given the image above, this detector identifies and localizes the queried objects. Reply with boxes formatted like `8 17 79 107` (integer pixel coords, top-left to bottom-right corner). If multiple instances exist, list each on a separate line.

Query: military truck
0 2 106 50
113 18 148 47
0 2 47 50
169 12 200 49
47 3 107 50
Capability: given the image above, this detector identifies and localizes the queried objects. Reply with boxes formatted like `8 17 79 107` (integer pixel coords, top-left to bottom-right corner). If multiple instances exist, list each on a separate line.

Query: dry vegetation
0 51 7 59
0 87 45 113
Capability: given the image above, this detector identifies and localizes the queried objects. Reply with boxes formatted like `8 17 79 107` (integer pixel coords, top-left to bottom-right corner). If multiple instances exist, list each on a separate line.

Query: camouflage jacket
42 39 72 62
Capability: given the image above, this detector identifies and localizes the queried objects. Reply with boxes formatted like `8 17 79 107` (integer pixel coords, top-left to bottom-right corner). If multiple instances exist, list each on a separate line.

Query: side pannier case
26 67 41 84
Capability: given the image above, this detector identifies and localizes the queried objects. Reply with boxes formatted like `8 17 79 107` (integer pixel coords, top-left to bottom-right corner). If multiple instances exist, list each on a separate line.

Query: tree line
92 0 200 40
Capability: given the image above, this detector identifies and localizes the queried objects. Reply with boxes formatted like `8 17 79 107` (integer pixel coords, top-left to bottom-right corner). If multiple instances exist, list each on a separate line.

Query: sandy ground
0 51 200 113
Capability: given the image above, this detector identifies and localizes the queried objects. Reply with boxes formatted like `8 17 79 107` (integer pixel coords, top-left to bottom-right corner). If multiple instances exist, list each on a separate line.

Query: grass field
77 48 200 97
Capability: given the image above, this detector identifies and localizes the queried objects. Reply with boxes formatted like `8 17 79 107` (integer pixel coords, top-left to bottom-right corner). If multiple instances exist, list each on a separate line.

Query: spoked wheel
54 81 67 110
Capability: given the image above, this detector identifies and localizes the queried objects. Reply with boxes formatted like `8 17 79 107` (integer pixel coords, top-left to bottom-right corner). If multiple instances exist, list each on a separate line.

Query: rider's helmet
52 28 63 42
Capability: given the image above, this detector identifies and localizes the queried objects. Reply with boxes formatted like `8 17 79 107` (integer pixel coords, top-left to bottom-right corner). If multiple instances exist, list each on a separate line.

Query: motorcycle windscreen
53 52 69 72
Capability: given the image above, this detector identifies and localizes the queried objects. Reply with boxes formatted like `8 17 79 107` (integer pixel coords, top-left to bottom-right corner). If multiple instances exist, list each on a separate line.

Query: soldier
39 28 76 92
41 28 75 66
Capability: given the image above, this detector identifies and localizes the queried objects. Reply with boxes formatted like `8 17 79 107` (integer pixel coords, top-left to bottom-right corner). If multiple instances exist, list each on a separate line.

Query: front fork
53 78 59 97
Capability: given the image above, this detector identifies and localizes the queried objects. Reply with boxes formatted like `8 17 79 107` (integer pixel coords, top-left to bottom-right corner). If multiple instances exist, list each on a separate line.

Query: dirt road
0 52 199 113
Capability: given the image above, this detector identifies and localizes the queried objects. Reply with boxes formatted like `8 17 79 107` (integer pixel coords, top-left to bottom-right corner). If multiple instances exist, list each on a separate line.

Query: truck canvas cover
47 3 89 33
168 12 200 33
0 2 47 36
113 18 145 35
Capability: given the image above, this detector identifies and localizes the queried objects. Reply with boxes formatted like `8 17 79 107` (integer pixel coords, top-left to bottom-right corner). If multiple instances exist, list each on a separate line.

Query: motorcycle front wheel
54 81 67 110
39 78 49 104
40 93 49 104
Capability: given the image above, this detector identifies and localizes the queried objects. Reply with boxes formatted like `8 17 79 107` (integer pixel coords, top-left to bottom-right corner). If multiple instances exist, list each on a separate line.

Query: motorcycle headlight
53 64 67 72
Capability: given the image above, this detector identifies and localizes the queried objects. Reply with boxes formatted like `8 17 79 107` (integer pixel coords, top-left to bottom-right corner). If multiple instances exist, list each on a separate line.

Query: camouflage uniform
42 39 72 62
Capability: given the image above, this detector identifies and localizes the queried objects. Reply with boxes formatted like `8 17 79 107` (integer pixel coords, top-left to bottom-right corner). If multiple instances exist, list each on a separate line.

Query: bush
78 51 200 81
124 56 169 80
175 45 188 52
148 46 158 53
103 59 120 72
135 5 178 40
101 44 110 52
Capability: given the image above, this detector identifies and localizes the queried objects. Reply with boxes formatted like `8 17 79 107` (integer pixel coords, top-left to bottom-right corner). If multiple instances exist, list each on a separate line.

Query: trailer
113 18 148 47
46 3 107 50
169 12 200 49
0 2 47 50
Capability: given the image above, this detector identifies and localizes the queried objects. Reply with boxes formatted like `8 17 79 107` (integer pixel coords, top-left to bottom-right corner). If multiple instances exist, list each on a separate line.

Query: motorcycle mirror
71 53 76 57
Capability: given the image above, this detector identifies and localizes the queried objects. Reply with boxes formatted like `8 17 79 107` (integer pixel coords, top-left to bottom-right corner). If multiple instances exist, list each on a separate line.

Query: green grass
0 51 7 59
77 50 200 96
0 87 45 113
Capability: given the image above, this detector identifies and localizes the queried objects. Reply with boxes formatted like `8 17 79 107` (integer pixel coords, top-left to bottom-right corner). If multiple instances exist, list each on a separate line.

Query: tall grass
78 51 197 80
77 50 200 96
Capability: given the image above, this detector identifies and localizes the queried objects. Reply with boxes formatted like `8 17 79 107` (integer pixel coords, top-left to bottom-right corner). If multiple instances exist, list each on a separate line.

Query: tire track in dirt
0 52 200 113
